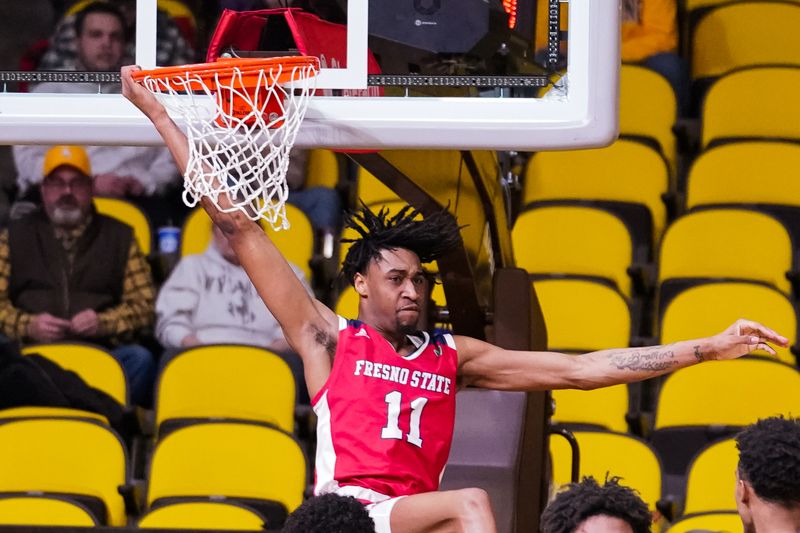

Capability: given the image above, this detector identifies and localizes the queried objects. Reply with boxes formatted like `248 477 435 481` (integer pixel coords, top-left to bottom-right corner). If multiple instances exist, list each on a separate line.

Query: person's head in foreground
540 476 652 533
281 493 375 533
341 204 461 336
736 416 800 533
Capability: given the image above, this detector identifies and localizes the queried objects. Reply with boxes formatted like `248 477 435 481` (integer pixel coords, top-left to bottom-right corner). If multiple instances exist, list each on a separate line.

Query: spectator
0 145 157 406
736 416 800 533
155 223 312 402
621 0 689 115
13 1 186 227
282 493 376 533
540 477 652 533
40 0 195 71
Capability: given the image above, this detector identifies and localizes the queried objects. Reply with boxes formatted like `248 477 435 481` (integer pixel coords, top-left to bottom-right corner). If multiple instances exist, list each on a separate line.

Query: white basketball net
140 60 317 229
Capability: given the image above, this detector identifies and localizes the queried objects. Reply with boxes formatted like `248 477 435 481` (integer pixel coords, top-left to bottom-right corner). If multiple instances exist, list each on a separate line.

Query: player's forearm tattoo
312 324 337 358
608 347 678 372
693 345 704 363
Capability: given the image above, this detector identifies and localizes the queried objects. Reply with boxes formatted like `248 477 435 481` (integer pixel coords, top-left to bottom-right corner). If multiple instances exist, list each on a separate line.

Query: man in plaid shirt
0 145 156 406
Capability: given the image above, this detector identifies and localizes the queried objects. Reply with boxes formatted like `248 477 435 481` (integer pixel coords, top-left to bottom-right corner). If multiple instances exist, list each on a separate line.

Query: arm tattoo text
608 347 678 372
693 345 704 363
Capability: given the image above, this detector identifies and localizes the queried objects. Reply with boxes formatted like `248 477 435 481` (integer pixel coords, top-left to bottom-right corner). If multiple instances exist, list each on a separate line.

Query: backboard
0 0 620 150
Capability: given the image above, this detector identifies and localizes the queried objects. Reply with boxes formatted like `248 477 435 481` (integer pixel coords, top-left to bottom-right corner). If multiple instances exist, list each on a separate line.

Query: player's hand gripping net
134 57 319 229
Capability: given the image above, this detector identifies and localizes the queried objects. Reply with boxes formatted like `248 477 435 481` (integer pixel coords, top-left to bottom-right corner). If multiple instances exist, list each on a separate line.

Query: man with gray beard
0 145 157 406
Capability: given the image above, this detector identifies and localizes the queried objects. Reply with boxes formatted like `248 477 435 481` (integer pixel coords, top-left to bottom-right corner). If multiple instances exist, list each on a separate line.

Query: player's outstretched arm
120 65 339 396
456 319 788 391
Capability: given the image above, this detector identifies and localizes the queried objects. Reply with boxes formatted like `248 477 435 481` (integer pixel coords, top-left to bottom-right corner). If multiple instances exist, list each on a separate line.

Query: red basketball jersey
312 317 459 502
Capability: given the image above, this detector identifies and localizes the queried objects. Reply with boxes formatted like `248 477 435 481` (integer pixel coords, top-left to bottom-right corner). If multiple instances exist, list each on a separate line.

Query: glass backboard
0 0 620 150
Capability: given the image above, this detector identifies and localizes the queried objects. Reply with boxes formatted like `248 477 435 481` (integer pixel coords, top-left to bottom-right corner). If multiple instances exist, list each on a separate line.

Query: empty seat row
551 354 800 441
690 2 800 82
514 202 800 304
523 133 800 254
0 417 304 529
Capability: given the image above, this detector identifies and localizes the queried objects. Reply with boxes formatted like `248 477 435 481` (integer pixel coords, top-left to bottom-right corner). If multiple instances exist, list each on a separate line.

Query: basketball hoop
132 56 319 229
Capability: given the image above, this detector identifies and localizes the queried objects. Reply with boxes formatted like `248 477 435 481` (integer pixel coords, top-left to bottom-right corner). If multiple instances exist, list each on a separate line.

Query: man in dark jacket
0 145 156 405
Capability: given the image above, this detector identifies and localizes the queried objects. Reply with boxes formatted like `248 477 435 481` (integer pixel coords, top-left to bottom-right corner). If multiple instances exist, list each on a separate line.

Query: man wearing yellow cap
0 145 157 406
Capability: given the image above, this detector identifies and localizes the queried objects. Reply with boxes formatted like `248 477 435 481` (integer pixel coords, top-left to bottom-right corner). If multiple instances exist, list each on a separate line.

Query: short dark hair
281 493 375 533
540 477 652 533
75 1 127 37
341 203 462 286
736 416 800 508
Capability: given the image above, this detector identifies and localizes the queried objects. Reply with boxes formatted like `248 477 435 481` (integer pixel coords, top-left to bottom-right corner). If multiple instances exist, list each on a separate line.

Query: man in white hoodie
155 224 312 400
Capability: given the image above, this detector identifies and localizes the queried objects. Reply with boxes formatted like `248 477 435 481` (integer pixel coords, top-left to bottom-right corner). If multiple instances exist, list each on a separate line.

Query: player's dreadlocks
540 476 652 533
341 203 462 285
737 416 800 508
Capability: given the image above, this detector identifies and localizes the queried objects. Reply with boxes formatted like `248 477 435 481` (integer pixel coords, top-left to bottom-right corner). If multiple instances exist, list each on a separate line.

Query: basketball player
121 65 788 533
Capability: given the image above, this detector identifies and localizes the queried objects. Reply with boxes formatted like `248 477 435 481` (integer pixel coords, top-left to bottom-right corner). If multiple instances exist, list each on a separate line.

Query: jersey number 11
381 390 428 448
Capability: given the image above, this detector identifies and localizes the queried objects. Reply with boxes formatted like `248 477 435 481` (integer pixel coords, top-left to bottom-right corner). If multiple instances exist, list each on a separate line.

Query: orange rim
131 56 319 91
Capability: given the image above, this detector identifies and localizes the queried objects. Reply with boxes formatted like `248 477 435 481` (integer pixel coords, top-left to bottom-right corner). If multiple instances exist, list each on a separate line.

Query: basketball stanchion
132 56 319 230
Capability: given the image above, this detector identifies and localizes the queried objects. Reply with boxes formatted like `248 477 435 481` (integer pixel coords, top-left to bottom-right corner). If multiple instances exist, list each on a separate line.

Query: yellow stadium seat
534 278 632 432
684 0 800 47
513 205 637 297
146 422 306 528
524 140 669 245
665 511 744 533
0 406 108 425
0 418 128 526
651 358 800 477
551 386 631 435
534 278 631 353
654 359 800 429
180 205 314 280
306 149 342 189
550 430 662 510
692 3 800 80
683 438 739 515
138 501 265 531
0 496 98 527
660 282 797 365
701 67 800 148
687 141 800 208
620 64 677 170
155 345 296 436
658 209 793 296
94 197 152 256
7 345 124 430
21 342 128 406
